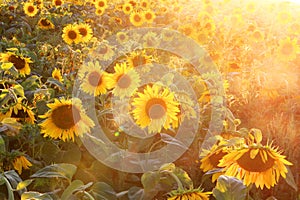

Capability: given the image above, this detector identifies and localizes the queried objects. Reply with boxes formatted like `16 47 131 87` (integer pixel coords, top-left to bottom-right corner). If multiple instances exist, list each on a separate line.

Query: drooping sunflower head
132 84 180 134
168 188 211 200
39 98 95 142
52 68 63 82
76 23 93 43
38 18 55 30
8 97 35 124
23 2 38 17
0 51 32 76
78 61 111 96
218 129 293 189
107 62 141 98
13 155 32 175
62 24 82 45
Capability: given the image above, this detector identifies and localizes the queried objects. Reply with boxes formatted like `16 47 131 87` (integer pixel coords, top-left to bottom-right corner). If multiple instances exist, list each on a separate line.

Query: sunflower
277 37 299 61
0 52 32 76
108 62 140 98
52 0 63 6
39 98 95 142
23 2 38 17
62 24 82 45
94 0 108 9
52 68 63 82
277 10 292 24
200 145 228 182
144 10 155 24
130 11 145 27
218 130 293 189
13 155 32 175
250 30 264 43
76 23 93 43
122 2 133 14
116 31 129 44
168 188 211 200
95 7 105 16
126 50 153 69
132 85 180 134
38 18 55 30
78 61 111 96
9 97 35 124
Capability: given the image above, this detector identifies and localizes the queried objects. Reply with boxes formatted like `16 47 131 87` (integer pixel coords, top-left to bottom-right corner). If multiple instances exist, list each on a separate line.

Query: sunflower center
41 19 50 26
117 74 131 88
236 149 275 172
119 34 126 41
145 13 153 20
99 46 108 54
88 71 102 87
79 28 88 37
55 0 62 5
68 30 77 40
98 1 105 7
28 6 35 13
281 43 294 55
132 55 147 67
208 150 227 168
52 105 81 129
8 55 26 69
134 14 142 22
146 98 167 119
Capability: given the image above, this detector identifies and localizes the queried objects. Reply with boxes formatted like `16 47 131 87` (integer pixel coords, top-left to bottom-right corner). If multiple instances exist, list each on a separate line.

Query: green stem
169 172 184 191
83 191 95 200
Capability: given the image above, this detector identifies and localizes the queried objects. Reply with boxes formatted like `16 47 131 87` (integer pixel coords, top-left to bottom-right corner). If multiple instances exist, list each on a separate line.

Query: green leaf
61 180 84 200
21 191 53 200
284 166 298 191
213 175 247 200
141 171 160 191
46 77 65 90
12 84 24 97
30 163 77 182
159 163 176 173
90 182 117 200
16 179 33 191
173 167 193 189
0 135 5 152
4 170 22 190
2 176 14 200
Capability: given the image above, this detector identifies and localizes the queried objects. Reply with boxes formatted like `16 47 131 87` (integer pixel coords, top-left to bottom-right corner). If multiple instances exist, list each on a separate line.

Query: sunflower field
0 0 300 199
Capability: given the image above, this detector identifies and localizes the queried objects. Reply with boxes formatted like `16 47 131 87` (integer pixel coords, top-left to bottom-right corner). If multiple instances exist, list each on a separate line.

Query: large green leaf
61 180 84 200
173 166 193 189
0 135 5 152
89 182 117 200
213 175 247 200
30 163 77 182
16 179 34 191
21 191 53 200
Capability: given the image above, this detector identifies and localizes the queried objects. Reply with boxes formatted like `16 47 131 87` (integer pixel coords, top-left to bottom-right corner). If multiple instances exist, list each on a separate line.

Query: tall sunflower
218 130 292 189
122 2 133 14
126 50 153 71
23 2 38 17
39 98 95 142
0 52 32 76
52 0 64 6
76 23 93 43
168 188 211 200
132 85 180 134
38 18 55 30
94 0 108 9
144 10 156 24
62 24 82 45
107 62 140 98
78 61 111 96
